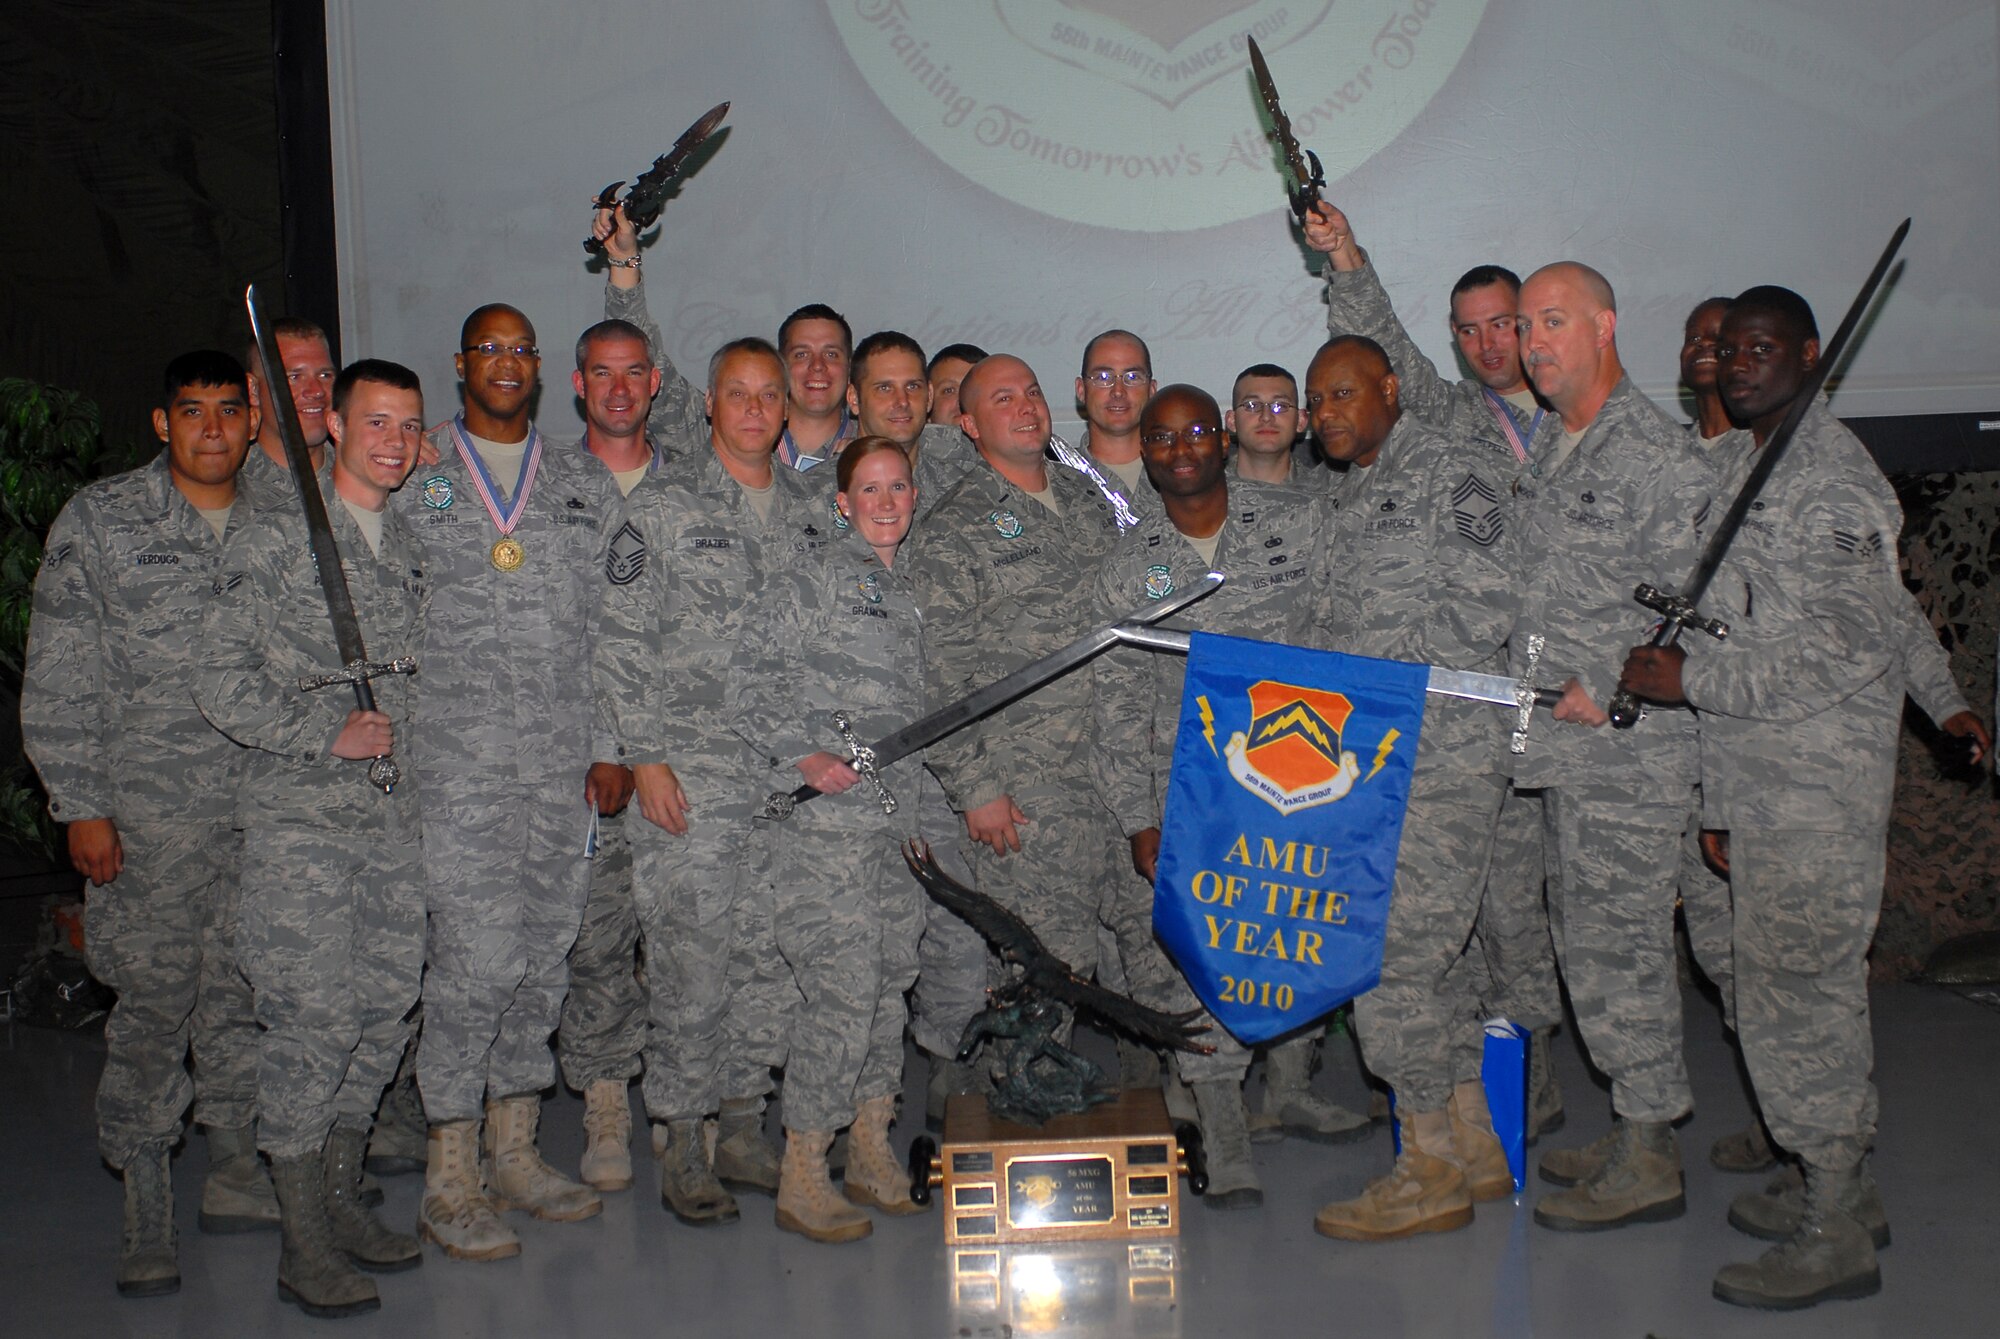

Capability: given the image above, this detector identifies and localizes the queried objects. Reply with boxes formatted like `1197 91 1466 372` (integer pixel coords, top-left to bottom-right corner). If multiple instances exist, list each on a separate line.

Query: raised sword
583 101 731 254
1245 34 1326 226
244 284 416 792
1605 218 1911 729
756 573 1227 821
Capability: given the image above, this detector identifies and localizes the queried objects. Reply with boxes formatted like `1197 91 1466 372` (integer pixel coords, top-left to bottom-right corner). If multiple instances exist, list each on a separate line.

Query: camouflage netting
1879 471 2000 981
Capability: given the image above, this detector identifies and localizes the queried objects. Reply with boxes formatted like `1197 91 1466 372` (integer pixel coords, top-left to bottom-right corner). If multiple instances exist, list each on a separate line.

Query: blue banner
1153 633 1429 1046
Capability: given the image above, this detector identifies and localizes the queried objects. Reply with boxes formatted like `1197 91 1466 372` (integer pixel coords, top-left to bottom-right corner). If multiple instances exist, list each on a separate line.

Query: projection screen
325 0 2000 440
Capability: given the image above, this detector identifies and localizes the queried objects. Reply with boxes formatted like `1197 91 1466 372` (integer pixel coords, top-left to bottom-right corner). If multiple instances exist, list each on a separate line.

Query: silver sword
756 572 1225 821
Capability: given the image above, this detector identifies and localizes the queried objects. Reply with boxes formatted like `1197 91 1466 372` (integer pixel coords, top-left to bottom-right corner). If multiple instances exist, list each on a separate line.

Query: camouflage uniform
556 441 671 1095
592 450 823 1122
1223 441 1335 491
1680 403 1904 1170
398 424 624 1122
21 453 258 1167
1509 377 1712 1125
1090 481 1329 1082
604 279 709 465
729 528 925 1131
1312 416 1519 1109
236 446 299 506
906 462 1125 1001
193 477 426 1159
1324 261 1563 1041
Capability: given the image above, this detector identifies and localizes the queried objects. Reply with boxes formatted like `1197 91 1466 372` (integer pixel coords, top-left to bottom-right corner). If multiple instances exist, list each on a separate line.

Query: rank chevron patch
1831 527 1883 558
1451 471 1504 548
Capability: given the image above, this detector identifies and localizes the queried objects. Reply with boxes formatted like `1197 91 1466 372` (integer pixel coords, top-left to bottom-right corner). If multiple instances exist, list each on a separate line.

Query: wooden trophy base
920 1088 1192 1244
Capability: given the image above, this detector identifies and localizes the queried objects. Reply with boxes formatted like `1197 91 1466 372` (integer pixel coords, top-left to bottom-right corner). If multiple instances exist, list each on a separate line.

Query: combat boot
714 1095 781 1196
1710 1116 1780 1174
1713 1161 1881 1310
1446 1080 1518 1201
199 1124 279 1234
1729 1160 1891 1249
1536 1124 1619 1187
1191 1080 1263 1209
1262 1034 1372 1144
485 1095 602 1222
1527 1025 1565 1142
843 1093 925 1215
1116 1036 1163 1091
117 1141 179 1297
271 1147 379 1318
659 1119 739 1225
417 1120 520 1261
776 1128 872 1243
324 1125 421 1272
1534 1118 1684 1231
1313 1107 1473 1241
365 1073 426 1177
579 1079 633 1192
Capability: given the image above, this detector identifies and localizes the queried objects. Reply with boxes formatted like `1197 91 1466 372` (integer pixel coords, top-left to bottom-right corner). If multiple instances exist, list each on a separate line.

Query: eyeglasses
462 342 541 359
1234 398 1296 417
1140 423 1220 449
1084 368 1152 388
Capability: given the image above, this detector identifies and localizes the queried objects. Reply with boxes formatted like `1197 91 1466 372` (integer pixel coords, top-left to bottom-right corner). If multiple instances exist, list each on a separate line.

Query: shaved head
1140 382 1221 430
1524 262 1616 315
1518 262 1623 426
460 302 536 349
1317 334 1393 380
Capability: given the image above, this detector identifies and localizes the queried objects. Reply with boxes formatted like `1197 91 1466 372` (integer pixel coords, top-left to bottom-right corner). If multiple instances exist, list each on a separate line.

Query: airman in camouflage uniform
1304 205 1568 1134
195 359 430 1316
904 354 1125 1046
237 317 337 508
592 337 821 1225
401 304 623 1257
1090 386 1335 1208
1622 289 1908 1308
1294 341 1522 1242
729 438 929 1241
22 351 267 1297
1490 264 1713 1235
840 332 985 1114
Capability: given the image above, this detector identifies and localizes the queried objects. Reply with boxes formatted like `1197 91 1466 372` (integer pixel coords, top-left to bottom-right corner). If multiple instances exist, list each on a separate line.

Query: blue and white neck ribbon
1047 432 1139 531
451 416 543 537
1480 388 1542 464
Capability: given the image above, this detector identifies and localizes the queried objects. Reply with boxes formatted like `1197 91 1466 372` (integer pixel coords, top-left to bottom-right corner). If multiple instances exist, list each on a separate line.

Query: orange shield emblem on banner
1223 680 1364 814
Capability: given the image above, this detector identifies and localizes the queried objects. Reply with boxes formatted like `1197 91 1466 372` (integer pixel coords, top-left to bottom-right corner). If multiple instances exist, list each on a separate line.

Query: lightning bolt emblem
1198 695 1218 757
1366 728 1401 782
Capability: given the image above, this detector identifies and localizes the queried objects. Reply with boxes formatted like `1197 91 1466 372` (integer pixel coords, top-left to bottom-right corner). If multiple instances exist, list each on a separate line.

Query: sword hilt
299 656 419 693
834 711 897 816
1633 584 1730 641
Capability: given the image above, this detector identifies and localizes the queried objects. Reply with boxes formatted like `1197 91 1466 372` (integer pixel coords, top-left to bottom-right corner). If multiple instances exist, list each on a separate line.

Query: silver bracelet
605 254 642 270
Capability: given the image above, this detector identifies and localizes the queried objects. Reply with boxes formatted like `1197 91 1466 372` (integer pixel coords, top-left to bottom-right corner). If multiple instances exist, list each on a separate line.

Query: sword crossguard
1510 634 1546 756
756 791 797 823
834 711 897 816
1633 584 1730 641
298 656 420 693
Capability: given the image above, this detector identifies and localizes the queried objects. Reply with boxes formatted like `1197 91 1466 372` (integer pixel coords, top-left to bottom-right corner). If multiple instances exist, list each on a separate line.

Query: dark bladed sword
1246 35 1326 226
244 283 415 792
584 100 731 254
1606 218 1911 729
757 573 1228 821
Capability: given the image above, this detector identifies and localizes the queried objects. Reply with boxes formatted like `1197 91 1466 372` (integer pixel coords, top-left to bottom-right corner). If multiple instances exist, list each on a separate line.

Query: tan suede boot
1710 1117 1779 1174
843 1094 924 1215
117 1141 180 1297
199 1124 279 1234
776 1129 872 1243
579 1080 634 1192
1534 1118 1684 1231
1313 1108 1473 1242
714 1095 781 1196
417 1121 520 1262
1537 1124 1620 1187
485 1096 601 1223
1447 1080 1518 1201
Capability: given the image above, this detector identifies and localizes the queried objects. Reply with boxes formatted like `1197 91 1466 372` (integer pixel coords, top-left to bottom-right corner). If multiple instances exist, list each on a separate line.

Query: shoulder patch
420 476 454 509
1451 472 1504 548
606 521 646 585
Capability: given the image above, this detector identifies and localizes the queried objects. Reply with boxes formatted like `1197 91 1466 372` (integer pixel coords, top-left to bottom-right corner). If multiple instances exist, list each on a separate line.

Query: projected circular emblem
829 0 1487 231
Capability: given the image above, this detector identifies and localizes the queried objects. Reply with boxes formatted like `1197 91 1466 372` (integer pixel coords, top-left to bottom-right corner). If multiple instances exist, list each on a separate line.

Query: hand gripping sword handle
1609 584 1730 730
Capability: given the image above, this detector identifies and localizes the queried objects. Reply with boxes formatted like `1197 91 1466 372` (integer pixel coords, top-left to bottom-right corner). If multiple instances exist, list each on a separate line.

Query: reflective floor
2 982 1995 1338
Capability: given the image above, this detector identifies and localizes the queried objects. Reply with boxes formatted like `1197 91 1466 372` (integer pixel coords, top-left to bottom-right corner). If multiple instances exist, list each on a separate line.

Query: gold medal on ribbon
491 536 525 571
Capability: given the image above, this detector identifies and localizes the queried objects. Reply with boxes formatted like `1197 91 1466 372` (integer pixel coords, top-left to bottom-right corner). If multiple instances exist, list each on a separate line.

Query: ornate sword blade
1245 34 1324 223
1109 625 1562 709
586 100 731 251
244 284 402 792
758 573 1225 819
